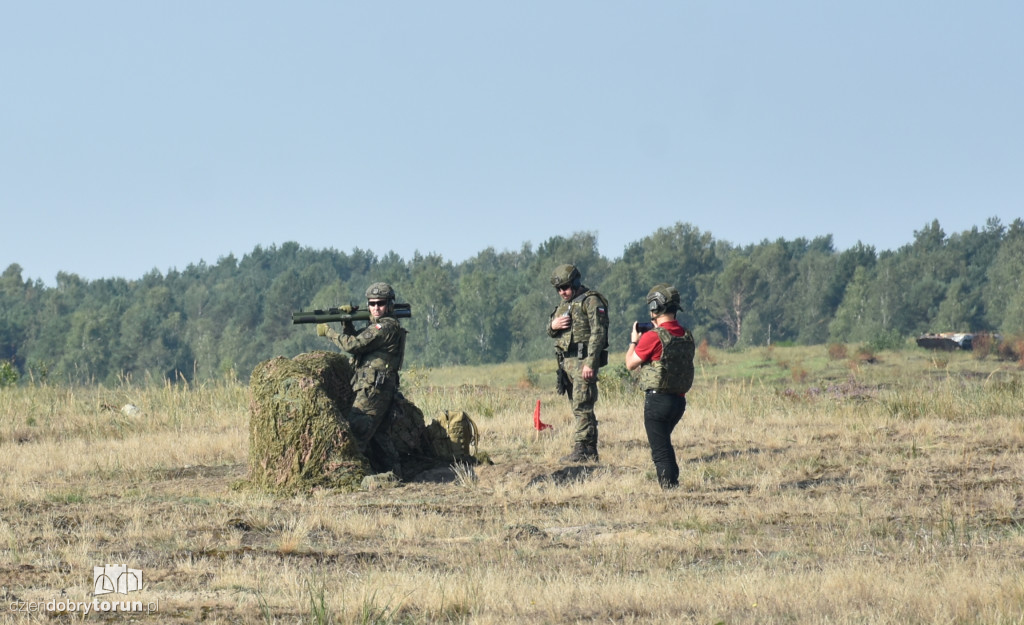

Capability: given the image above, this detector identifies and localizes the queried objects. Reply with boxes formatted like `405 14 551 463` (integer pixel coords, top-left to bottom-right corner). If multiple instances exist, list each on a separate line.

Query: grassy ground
1 344 1023 624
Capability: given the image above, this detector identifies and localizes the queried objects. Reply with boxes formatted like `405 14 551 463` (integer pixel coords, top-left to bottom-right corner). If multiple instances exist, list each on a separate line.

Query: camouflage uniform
548 268 609 460
323 312 407 473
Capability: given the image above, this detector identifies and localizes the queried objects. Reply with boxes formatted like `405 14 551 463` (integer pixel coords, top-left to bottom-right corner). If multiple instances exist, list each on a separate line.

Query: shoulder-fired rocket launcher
292 303 411 325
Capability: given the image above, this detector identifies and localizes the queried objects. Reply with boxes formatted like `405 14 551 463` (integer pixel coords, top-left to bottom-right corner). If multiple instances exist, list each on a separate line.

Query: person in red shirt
625 284 695 489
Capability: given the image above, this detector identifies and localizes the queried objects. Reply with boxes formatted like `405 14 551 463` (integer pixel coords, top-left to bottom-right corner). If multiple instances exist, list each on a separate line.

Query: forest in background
1 217 1022 386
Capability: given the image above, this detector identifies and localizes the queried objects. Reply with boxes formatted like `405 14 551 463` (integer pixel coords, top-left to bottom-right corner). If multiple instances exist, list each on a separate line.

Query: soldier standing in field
547 264 609 463
624 284 695 489
317 282 407 474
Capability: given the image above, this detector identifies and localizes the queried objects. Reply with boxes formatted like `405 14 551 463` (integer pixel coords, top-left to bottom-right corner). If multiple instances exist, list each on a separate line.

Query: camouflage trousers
560 357 599 447
348 384 400 476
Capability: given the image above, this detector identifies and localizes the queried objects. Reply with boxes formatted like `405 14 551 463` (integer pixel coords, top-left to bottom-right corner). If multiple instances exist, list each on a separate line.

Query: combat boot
588 432 599 462
656 466 678 490
560 443 597 463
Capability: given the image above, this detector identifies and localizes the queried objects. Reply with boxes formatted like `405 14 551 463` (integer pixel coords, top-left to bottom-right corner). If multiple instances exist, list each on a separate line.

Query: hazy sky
3 2 1021 285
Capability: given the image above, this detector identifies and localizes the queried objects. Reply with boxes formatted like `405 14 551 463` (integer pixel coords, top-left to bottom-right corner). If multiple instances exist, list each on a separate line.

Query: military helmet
550 264 582 289
365 282 395 301
647 284 680 313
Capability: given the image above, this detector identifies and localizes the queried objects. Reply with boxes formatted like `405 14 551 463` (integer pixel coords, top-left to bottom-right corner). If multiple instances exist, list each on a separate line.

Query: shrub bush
0 360 18 388
827 343 848 360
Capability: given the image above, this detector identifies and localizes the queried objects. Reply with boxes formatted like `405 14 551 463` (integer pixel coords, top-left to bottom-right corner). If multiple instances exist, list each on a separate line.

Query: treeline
1 218 1022 386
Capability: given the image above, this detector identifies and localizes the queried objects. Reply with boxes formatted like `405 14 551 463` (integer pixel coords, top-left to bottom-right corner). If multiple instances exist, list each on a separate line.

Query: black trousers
643 391 686 488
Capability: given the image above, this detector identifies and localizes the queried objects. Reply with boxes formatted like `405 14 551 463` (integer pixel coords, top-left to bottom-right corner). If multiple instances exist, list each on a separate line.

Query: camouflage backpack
427 410 479 460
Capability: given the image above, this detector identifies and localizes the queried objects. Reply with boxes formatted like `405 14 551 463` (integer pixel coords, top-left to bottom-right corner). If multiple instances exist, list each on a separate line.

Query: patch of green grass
46 490 87 504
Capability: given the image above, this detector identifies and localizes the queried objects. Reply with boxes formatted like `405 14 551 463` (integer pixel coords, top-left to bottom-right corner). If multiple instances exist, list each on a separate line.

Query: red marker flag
533 399 552 431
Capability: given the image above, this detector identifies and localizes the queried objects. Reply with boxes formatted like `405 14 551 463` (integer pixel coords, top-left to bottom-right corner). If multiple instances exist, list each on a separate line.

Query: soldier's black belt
563 343 586 358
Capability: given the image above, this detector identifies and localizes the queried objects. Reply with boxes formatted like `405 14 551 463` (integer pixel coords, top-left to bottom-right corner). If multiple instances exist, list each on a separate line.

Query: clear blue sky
3 2 1022 285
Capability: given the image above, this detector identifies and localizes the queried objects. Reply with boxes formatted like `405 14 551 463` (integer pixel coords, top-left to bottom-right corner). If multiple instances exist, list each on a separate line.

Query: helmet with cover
647 283 681 314
365 282 396 314
550 264 582 289
365 282 395 300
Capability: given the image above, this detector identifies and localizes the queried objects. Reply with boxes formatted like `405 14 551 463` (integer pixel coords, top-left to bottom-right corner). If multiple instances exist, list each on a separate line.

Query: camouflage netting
248 351 368 493
249 351 479 493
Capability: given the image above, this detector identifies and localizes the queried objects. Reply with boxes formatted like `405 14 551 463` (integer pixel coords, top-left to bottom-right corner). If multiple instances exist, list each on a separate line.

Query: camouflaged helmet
647 284 681 314
365 282 396 301
550 264 582 289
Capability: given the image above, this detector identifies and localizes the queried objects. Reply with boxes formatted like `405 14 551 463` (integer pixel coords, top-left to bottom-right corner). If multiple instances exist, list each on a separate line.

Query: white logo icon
93 564 143 596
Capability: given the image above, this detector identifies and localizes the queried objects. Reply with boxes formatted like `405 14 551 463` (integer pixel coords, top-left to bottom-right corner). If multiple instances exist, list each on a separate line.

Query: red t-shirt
635 319 687 363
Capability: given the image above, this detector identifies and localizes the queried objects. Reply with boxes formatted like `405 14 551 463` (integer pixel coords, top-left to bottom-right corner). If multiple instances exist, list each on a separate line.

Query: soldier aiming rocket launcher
292 302 412 325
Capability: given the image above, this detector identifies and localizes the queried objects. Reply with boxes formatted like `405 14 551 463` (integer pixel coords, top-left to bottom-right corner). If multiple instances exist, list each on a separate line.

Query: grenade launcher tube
292 303 411 325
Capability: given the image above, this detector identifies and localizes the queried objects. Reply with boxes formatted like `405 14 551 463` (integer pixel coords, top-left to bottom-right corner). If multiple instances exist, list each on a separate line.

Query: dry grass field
1 345 1023 624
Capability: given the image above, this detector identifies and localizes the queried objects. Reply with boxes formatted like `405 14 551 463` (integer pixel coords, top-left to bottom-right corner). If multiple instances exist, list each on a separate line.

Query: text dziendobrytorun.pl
9 599 159 615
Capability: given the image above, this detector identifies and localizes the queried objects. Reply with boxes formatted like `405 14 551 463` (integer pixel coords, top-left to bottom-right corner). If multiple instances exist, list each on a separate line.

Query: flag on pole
533 399 552 431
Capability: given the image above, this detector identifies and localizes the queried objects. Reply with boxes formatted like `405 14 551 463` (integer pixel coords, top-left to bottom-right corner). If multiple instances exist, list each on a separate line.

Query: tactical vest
639 326 695 394
352 317 407 391
553 289 609 353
